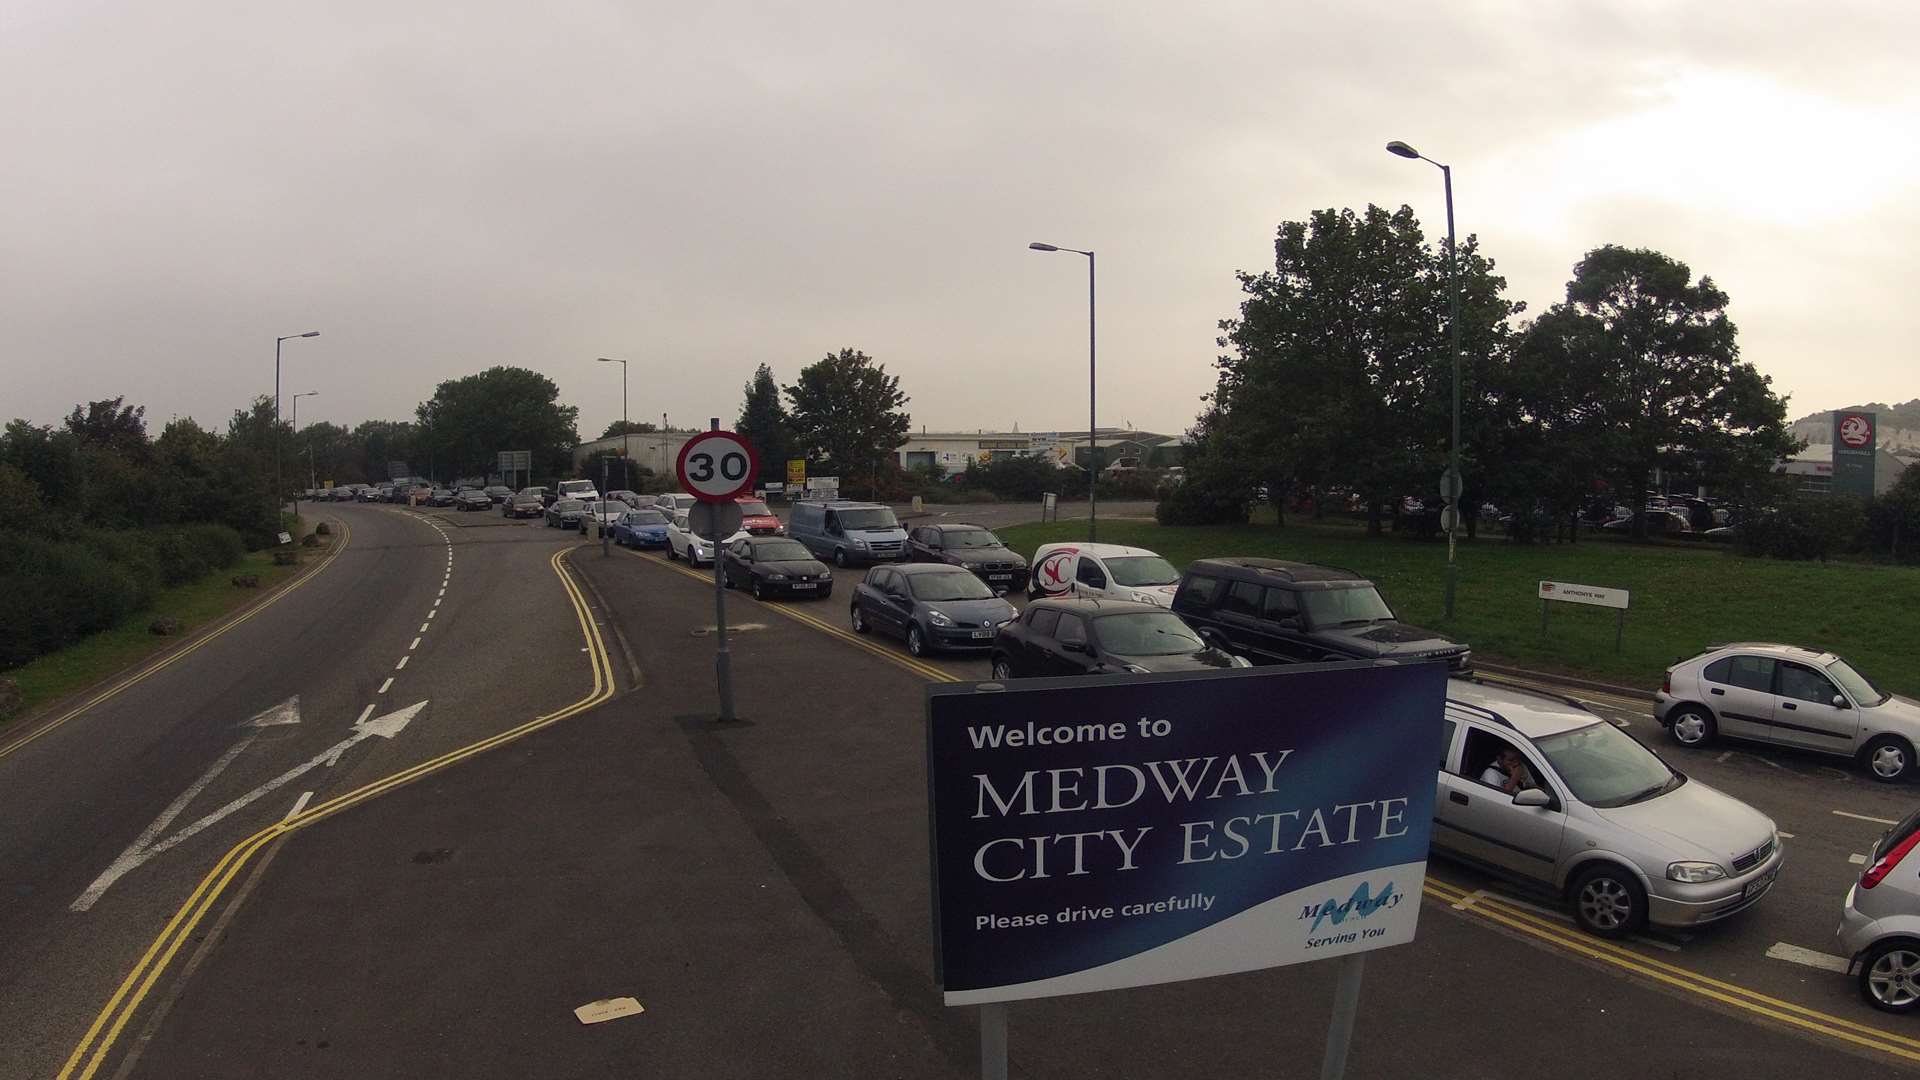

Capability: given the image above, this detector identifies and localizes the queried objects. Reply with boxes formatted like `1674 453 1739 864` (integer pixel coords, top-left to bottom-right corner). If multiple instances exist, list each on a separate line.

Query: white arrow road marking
69 701 427 912
70 737 256 911
243 696 301 727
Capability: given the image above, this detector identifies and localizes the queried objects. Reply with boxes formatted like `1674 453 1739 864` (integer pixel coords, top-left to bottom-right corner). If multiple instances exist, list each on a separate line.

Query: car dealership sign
925 662 1444 1005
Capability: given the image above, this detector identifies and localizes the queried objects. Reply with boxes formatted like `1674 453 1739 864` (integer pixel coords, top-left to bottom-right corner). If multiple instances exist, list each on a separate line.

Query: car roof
1446 679 1601 739
1026 597 1165 616
1033 542 1163 560
930 522 995 532
891 562 974 575
808 500 886 509
1188 557 1367 584
1698 642 1839 665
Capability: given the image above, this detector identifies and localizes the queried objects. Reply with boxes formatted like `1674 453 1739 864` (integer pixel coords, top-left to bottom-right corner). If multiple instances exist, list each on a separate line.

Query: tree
1209 205 1520 533
1514 246 1798 537
784 349 910 498
734 364 793 484
66 397 148 457
415 367 579 481
601 419 657 438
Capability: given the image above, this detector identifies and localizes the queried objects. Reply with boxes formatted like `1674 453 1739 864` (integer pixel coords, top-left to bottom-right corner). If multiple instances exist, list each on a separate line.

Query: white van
558 479 600 503
1027 542 1182 606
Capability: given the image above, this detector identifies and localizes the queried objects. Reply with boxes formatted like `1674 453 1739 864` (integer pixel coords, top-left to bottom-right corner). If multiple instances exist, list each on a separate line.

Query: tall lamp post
596 357 630 556
1386 139 1463 620
274 331 320 527
290 391 318 492
1027 242 1097 541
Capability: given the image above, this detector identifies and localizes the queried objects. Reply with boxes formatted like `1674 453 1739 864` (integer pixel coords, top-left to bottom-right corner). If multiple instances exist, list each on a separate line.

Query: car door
1701 655 1777 741
1258 586 1313 662
1073 556 1109 599
1434 722 1567 886
1016 608 1061 675
909 528 937 562
864 569 903 637
725 540 751 586
1770 661 1860 753
1048 614 1098 676
1210 580 1267 657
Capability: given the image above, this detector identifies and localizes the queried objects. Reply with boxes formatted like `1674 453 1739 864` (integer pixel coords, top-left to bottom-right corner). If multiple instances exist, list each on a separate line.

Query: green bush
0 532 146 669
1155 480 1252 526
1738 493 1867 563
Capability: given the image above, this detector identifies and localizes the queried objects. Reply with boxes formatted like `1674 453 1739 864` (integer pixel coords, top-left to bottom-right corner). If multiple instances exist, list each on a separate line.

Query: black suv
1170 558 1470 672
989 598 1244 680
906 523 1029 594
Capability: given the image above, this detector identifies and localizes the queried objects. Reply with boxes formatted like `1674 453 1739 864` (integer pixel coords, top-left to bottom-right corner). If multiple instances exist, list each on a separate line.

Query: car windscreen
908 570 994 601
555 500 584 511
736 500 772 517
588 502 619 513
1301 585 1394 626
1827 658 1889 706
1531 722 1678 808
1094 612 1205 656
1104 556 1179 586
753 540 813 562
627 510 668 525
837 508 898 531
942 528 1002 549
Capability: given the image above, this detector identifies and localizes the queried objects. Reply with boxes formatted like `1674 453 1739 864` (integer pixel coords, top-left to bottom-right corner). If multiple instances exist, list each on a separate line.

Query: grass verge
994 518 1920 697
3 542 324 724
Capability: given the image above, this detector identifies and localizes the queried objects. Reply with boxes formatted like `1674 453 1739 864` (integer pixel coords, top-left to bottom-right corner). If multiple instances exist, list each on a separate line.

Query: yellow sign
786 459 807 485
323 480 334 489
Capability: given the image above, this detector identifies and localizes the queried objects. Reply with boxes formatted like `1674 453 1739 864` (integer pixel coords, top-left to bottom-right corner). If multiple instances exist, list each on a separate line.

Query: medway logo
1302 880 1400 932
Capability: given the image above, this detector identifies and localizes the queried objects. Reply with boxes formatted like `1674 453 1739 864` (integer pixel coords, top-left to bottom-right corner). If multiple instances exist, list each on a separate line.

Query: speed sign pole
676 423 761 723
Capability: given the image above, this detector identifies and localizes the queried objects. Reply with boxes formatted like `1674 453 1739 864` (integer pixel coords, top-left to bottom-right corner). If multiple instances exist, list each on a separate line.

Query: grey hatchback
850 563 1016 657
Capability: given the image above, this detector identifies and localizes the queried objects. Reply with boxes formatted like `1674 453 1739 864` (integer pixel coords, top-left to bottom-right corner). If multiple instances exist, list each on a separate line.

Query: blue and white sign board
927 662 1444 1005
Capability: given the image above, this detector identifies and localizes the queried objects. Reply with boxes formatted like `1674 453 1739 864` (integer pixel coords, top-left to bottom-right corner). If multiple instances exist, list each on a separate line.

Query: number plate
988 574 1012 581
971 630 994 639
1744 869 1777 901
789 582 817 590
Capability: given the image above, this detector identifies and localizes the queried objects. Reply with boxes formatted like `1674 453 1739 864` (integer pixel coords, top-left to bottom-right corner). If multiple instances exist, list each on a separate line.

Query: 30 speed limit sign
675 430 761 503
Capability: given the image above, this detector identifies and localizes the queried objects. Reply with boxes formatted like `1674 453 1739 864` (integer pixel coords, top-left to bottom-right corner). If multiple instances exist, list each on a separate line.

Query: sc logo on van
1035 548 1077 593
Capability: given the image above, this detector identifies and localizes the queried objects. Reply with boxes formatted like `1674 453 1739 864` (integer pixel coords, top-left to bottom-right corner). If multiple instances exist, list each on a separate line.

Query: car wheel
1668 706 1716 748
1571 864 1646 938
835 548 849 568
752 579 766 601
667 544 677 561
1863 736 1915 783
850 605 869 634
991 657 1014 681
1861 939 1920 1013
722 569 735 589
907 625 928 657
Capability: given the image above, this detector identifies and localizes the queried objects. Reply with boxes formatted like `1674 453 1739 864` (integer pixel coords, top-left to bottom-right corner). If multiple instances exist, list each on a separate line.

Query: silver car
1438 680 1782 937
1836 807 1920 1012
1655 642 1918 782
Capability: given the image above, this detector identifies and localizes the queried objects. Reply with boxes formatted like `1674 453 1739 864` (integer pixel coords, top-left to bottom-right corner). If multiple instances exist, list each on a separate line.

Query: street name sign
1537 581 1628 609
926 661 1444 1005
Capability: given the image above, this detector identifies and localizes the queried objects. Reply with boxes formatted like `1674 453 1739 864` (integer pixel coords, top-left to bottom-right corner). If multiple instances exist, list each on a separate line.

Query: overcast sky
4 1 1915 445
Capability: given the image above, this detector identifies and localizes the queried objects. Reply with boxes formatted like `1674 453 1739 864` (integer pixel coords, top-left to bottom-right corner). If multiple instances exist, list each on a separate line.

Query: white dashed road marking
378 677 394 694
1835 810 1900 826
1765 942 1850 974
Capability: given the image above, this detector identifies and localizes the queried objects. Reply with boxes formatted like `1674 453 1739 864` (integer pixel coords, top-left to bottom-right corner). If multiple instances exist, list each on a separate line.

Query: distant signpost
1538 580 1630 652
676 429 761 724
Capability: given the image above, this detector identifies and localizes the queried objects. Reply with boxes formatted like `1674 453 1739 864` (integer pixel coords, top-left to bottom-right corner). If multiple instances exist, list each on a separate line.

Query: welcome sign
926 662 1445 1005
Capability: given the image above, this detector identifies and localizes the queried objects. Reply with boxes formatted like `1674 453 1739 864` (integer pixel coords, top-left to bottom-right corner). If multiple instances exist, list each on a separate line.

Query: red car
737 496 783 536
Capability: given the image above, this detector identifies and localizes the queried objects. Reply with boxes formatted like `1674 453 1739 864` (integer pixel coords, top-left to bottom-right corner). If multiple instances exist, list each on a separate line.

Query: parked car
666 511 747 566
582 500 626 533
606 489 642 508
1028 542 1181 606
558 479 600 504
1600 510 1692 536
908 523 1028 594
654 492 697 519
545 498 587 529
455 489 492 511
988 598 1244 679
609 508 671 548
736 496 783 536
484 485 513 504
1171 557 1472 673
789 500 909 566
850 563 1017 657
1655 643 1920 781
1836 806 1920 1012
1438 678 1781 937
722 536 833 600
503 492 544 518
428 488 456 507
520 486 553 508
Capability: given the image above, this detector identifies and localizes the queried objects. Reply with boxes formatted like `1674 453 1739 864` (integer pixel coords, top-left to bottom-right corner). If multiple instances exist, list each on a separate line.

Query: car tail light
1861 829 1920 889
1661 671 1671 694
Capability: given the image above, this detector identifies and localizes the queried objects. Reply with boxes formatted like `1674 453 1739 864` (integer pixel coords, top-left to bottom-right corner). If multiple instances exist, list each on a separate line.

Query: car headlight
927 609 953 627
1230 654 1252 668
1121 663 1152 674
1667 862 1727 883
819 570 832 580
852 538 869 548
767 573 788 581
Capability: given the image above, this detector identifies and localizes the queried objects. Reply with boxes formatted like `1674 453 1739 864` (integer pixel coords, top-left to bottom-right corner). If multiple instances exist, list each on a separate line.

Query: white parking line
1716 751 1733 763
1778 831 1796 839
378 677 393 694
1834 810 1899 825
419 622 429 634
1449 888 1487 910
354 703 374 726
1850 853 1868 865
283 790 314 821
428 609 437 620
395 655 409 670
433 599 441 608
410 637 421 650
1765 942 1850 974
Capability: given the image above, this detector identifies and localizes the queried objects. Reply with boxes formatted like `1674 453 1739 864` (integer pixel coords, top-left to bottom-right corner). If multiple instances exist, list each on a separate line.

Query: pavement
7 500 1920 1078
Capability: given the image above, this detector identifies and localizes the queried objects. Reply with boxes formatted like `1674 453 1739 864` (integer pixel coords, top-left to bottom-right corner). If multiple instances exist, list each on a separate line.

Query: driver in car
1481 747 1538 795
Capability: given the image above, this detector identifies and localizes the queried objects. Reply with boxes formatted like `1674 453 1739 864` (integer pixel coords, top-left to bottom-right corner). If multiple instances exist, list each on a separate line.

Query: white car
1655 643 1920 782
557 479 600 503
655 492 697 519
667 512 747 566
1027 542 1182 607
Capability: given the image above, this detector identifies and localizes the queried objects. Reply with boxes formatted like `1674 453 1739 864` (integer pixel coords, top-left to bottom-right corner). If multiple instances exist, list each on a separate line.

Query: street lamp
1387 139 1464 620
1028 241 1098 541
274 331 320 527
596 357 631 557
291 391 318 491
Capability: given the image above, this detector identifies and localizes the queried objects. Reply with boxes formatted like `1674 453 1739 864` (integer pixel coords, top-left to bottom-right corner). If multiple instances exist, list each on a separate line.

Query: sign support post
979 1003 1007 1080
1318 953 1366 1080
677 424 760 724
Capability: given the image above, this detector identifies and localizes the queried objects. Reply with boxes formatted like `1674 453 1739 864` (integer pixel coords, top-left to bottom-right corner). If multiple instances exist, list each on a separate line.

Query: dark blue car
609 508 671 549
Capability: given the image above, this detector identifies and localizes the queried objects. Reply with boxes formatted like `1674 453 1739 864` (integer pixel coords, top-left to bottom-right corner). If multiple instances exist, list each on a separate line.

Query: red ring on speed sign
675 430 761 503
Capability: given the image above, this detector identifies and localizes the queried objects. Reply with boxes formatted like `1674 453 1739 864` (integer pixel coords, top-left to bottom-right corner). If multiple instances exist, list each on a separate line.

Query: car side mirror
1277 616 1301 629
1061 640 1087 654
1833 694 1849 709
1512 788 1551 808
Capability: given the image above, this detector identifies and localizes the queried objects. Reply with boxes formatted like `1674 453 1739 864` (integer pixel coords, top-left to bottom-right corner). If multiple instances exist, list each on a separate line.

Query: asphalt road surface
3 503 1917 1078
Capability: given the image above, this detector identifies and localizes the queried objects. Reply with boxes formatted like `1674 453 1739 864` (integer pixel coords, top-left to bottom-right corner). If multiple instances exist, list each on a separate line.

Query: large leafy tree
414 367 579 480
734 363 793 484
1513 246 1798 536
601 419 656 438
784 348 910 498
1209 205 1519 532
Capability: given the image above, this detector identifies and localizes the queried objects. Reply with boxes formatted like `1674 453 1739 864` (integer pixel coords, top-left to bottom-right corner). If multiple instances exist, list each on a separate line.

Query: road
2 501 1916 1078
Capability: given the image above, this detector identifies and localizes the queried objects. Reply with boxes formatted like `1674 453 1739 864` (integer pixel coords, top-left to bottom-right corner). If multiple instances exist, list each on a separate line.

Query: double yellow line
58 547 615 1080
624 547 958 683
1421 877 1920 1062
0 520 355 764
